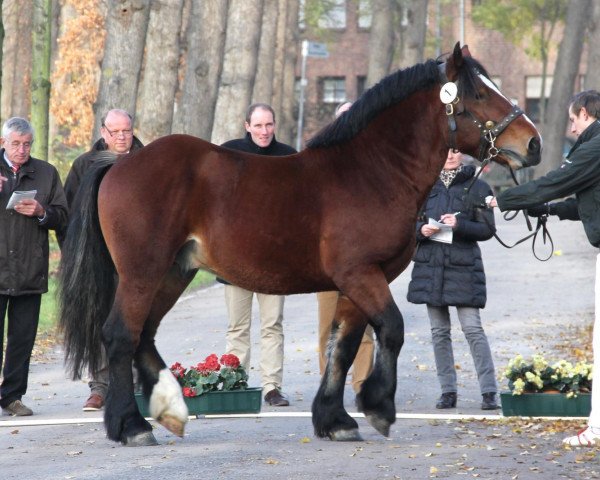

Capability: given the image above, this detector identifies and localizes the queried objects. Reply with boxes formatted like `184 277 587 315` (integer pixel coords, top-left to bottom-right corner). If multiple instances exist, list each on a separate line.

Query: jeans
427 305 497 395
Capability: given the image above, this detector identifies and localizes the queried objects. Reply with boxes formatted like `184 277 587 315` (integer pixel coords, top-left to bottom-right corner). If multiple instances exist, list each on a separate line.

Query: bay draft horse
59 43 541 446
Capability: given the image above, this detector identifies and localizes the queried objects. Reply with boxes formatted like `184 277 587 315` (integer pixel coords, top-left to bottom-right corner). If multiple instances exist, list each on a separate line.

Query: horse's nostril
528 137 541 154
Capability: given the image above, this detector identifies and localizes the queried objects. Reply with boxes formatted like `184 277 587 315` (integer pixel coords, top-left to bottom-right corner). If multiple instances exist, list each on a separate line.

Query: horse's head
441 43 541 170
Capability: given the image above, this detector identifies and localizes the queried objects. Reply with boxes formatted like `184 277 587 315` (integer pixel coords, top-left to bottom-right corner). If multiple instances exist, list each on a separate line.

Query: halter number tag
440 82 458 104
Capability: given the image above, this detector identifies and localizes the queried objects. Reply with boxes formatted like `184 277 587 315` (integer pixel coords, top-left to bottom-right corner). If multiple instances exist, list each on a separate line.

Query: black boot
436 392 457 409
481 392 499 410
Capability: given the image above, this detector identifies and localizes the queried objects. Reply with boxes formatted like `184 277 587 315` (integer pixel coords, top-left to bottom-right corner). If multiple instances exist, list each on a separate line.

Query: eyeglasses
102 125 133 138
9 141 32 150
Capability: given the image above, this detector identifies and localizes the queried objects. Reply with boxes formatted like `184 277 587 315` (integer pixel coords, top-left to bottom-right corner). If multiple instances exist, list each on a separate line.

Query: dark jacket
221 133 297 157
0 153 68 295
63 136 144 207
217 133 296 285
407 165 495 308
497 120 600 247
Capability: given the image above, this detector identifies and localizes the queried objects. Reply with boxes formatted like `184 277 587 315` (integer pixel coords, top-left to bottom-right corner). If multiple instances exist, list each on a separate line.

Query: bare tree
172 0 228 140
586 0 600 91
272 0 299 145
251 0 278 104
397 0 428 68
540 0 590 176
135 0 184 144
366 0 394 88
31 0 51 160
1 0 33 122
211 0 264 145
93 0 151 138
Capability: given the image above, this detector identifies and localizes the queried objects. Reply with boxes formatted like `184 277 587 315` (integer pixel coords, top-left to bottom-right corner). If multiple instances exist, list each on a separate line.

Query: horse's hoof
329 428 363 442
123 431 158 447
365 412 391 437
158 414 186 437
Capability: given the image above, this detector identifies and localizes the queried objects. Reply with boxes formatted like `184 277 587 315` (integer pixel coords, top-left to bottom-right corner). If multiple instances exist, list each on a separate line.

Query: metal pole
296 40 308 151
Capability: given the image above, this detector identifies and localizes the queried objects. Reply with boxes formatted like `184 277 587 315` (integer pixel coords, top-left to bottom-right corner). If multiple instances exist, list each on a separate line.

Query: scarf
439 165 463 188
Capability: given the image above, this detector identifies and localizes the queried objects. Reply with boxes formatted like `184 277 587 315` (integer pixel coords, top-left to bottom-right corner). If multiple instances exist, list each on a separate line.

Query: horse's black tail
58 153 118 380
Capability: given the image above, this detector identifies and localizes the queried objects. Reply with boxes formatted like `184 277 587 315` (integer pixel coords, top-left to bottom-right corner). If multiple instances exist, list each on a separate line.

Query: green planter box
135 387 262 417
500 391 591 417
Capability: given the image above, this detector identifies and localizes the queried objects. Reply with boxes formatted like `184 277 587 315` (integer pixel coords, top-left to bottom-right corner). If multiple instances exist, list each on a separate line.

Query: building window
526 75 553 123
357 0 371 29
318 0 346 29
357 76 367 97
321 77 346 103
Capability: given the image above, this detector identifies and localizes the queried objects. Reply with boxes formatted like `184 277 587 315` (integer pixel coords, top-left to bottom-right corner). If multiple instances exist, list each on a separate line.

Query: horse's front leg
103 295 158 446
312 297 367 441
340 267 404 437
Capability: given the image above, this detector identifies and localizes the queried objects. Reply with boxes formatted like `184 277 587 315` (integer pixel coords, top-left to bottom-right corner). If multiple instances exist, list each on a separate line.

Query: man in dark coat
0 117 68 416
489 90 600 446
218 103 296 407
60 109 143 412
407 149 499 410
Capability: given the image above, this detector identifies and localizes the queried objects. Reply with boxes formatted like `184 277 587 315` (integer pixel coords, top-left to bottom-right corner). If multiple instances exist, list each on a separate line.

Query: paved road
1 212 599 479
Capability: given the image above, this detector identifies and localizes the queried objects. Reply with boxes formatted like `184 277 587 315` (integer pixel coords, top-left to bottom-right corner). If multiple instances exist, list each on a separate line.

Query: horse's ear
445 42 464 81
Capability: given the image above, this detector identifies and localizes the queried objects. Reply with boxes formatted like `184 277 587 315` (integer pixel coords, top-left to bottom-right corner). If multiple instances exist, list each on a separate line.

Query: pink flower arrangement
170 353 248 397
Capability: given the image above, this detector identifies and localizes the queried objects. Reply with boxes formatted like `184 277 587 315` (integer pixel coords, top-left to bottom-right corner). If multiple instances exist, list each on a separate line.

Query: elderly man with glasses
59 108 144 412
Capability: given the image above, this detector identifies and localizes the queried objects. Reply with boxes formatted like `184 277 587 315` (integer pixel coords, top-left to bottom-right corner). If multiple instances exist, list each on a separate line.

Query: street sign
307 41 329 58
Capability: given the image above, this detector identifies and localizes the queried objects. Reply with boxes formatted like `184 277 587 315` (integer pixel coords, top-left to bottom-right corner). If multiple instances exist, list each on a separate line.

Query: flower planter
500 391 591 417
135 387 262 417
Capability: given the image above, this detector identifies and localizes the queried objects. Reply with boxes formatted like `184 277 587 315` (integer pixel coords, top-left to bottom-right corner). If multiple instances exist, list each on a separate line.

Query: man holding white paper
0 117 67 416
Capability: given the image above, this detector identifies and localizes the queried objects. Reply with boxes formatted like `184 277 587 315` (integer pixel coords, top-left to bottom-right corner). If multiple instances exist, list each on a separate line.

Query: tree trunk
1 0 33 122
397 0 428 68
539 0 590 176
366 0 394 88
31 0 51 160
93 0 151 138
211 0 264 145
0 0 5 117
586 0 600 91
135 0 184 145
172 0 228 140
251 0 278 104
270 0 299 146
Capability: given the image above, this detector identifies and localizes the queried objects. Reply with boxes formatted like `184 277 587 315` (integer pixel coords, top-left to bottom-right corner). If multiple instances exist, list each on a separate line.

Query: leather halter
437 66 552 261
438 64 524 168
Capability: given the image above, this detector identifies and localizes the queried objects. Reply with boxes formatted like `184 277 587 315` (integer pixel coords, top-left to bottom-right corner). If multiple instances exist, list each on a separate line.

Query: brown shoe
2 399 33 416
83 393 104 411
264 389 290 407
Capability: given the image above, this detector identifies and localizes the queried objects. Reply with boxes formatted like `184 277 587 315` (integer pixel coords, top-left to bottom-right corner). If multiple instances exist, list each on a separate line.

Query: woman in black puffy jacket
407 149 499 410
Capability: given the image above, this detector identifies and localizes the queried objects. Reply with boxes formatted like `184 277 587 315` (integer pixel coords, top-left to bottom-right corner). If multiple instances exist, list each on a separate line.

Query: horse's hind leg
135 262 199 435
312 297 366 441
103 293 158 446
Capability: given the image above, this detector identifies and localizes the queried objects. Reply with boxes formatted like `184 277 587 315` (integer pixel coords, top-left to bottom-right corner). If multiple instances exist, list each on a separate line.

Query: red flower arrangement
170 353 248 397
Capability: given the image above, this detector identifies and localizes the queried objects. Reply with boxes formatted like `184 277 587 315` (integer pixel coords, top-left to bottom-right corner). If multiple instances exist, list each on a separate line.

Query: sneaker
563 427 600 447
2 399 33 416
82 393 104 411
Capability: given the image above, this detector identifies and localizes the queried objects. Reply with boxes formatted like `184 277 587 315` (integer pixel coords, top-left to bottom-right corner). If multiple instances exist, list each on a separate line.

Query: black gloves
526 203 551 217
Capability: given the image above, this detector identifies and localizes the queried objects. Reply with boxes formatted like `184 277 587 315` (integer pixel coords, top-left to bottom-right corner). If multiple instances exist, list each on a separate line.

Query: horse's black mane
307 55 490 149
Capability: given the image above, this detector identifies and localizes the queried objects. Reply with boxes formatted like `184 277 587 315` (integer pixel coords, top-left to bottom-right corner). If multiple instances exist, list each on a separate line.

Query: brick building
296 0 583 156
